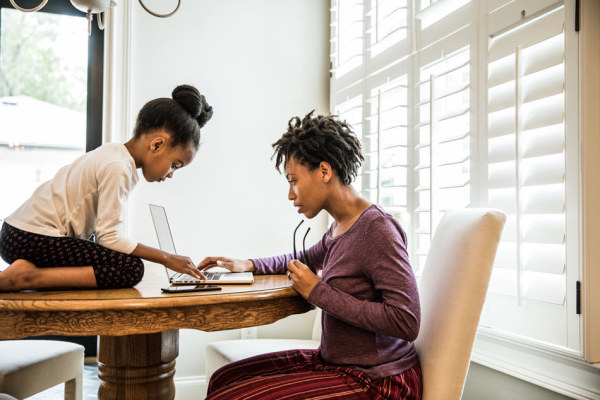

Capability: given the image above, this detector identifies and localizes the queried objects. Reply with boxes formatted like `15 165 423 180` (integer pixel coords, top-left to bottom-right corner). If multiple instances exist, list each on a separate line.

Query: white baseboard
472 328 600 400
175 375 207 400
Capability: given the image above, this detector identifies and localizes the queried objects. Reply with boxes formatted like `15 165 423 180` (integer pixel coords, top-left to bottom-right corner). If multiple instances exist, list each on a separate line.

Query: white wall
120 0 329 397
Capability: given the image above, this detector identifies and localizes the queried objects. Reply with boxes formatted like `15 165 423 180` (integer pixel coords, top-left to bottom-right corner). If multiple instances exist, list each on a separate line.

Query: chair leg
64 375 83 400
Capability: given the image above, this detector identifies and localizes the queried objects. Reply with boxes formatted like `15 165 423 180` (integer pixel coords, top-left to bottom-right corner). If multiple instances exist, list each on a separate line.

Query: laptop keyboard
204 272 221 280
178 272 222 281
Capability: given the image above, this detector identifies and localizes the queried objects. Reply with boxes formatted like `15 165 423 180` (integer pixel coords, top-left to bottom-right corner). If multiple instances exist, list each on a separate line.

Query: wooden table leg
98 330 179 400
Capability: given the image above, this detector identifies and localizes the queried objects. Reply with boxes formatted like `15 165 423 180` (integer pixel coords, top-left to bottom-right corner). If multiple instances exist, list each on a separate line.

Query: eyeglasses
293 220 311 265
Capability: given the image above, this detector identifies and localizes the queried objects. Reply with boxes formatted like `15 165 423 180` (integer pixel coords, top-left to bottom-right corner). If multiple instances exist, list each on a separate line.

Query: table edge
0 285 300 312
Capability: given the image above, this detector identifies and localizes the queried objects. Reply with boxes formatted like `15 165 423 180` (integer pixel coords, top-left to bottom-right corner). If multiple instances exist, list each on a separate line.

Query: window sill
471 327 600 400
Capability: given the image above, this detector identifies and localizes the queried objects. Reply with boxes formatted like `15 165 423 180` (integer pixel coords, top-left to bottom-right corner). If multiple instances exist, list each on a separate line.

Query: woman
200 111 421 400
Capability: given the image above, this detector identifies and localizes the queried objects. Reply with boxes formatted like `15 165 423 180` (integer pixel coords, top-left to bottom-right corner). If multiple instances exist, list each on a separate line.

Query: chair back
414 208 505 400
311 307 323 341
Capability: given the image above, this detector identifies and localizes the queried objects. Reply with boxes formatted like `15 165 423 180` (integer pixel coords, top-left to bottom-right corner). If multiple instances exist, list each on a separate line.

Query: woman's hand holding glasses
287 259 320 299
287 219 319 298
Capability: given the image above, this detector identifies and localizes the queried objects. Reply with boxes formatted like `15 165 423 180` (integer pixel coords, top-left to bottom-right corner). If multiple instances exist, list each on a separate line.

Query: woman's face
142 131 196 183
284 157 328 219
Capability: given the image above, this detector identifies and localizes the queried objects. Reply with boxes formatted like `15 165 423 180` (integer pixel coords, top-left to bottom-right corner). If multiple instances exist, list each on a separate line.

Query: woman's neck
327 185 371 237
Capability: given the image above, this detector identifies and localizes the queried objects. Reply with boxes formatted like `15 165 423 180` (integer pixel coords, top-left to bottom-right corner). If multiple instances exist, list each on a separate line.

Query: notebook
148 204 254 284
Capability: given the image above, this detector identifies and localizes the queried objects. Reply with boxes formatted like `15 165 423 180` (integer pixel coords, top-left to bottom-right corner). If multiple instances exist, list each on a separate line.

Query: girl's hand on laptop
131 243 206 279
198 257 255 273
165 254 206 279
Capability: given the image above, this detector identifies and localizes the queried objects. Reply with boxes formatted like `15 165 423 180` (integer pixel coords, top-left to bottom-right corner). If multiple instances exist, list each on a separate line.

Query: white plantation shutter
331 0 472 275
331 0 366 190
413 42 471 273
367 0 409 60
362 0 410 220
482 1 571 344
330 0 364 80
331 0 412 224
331 0 585 361
334 96 363 135
334 95 364 190
365 72 409 215
416 0 471 29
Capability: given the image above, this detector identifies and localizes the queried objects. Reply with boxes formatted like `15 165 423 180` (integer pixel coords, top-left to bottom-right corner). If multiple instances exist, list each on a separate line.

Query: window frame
0 0 104 152
576 0 599 366
0 0 104 357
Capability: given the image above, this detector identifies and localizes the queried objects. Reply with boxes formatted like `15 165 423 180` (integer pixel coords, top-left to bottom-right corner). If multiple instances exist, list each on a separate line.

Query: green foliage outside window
0 9 87 113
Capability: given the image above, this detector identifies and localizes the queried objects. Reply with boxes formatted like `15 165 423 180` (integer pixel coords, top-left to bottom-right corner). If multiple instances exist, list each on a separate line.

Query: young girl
199 111 422 400
0 84 212 291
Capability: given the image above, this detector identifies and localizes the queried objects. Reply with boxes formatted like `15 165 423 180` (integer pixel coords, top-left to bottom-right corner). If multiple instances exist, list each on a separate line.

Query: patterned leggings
0 223 144 289
207 349 422 400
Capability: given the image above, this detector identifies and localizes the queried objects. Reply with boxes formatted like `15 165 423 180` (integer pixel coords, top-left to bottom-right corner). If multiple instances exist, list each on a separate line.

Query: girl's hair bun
172 84 213 128
197 95 213 129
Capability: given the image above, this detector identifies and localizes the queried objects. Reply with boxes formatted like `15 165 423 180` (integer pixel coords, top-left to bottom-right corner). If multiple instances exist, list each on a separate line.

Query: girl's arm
95 161 138 254
131 243 204 279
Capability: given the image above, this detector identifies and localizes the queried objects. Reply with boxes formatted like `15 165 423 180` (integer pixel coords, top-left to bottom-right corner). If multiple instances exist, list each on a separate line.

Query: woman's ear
320 162 333 183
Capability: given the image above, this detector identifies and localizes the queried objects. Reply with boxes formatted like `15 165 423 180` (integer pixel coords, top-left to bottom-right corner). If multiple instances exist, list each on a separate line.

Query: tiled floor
27 363 100 399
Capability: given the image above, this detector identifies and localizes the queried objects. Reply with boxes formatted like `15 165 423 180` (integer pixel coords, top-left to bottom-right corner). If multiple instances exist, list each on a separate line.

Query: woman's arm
306 217 420 341
197 257 255 272
251 234 329 274
198 232 329 275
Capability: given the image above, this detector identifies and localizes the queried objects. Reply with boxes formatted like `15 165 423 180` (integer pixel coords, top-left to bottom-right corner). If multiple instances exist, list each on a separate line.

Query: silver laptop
148 204 254 284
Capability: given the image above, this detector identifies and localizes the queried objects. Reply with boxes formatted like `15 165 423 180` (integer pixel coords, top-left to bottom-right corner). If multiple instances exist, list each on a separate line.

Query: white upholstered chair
205 308 322 378
0 340 84 400
414 208 505 400
205 208 505 400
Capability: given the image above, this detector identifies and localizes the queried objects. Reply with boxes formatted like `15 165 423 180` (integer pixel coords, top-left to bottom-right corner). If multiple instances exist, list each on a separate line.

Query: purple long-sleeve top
251 204 420 380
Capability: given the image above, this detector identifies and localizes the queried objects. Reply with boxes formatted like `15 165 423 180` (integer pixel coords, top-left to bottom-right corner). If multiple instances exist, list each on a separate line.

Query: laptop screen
149 204 177 255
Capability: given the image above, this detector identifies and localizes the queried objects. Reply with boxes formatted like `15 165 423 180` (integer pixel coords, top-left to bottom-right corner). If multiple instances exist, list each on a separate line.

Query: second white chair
205 308 321 378
0 339 84 400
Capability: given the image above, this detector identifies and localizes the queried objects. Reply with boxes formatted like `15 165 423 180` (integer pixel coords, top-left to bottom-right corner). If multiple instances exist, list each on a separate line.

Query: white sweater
5 143 139 254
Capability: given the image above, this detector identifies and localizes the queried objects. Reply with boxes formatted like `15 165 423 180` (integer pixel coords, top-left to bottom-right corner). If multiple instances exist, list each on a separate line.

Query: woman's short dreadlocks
272 111 364 185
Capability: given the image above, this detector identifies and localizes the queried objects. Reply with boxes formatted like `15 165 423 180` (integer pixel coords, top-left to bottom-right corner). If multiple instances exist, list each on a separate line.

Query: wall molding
472 328 600 400
102 0 132 144
174 375 206 398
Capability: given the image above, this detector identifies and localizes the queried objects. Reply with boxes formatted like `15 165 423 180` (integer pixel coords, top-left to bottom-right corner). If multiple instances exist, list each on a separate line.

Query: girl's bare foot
0 259 38 291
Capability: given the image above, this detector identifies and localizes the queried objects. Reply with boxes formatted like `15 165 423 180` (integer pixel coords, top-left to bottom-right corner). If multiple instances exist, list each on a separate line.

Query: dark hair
272 111 364 185
133 84 213 149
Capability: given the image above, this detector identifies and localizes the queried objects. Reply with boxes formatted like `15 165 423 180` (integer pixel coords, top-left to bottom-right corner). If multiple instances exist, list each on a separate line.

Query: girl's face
142 132 196 183
285 157 329 219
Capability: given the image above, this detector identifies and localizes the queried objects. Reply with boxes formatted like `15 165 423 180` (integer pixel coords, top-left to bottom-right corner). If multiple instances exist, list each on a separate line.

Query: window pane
484 3 569 344
367 0 408 57
331 0 364 78
0 8 88 267
414 46 471 272
334 95 363 191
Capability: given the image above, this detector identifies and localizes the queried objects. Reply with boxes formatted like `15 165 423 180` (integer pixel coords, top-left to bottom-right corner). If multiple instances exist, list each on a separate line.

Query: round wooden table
0 264 311 399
